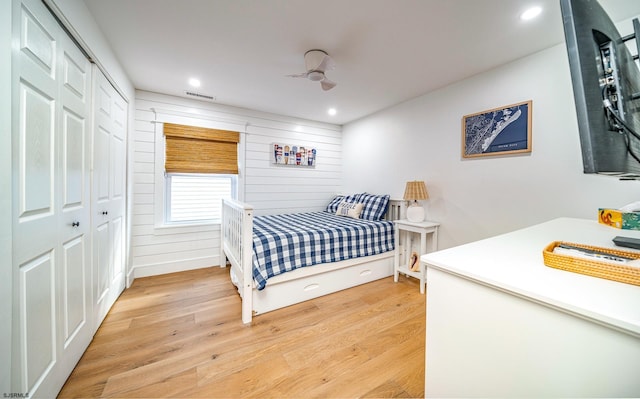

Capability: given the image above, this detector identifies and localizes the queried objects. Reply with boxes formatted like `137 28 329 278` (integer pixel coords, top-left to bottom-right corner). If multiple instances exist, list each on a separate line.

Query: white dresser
421 218 640 398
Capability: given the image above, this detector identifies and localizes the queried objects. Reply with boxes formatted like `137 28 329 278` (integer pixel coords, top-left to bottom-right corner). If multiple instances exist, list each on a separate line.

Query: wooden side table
393 219 440 294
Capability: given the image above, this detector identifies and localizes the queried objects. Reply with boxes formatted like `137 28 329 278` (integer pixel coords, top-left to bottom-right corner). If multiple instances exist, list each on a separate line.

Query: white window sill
153 221 220 235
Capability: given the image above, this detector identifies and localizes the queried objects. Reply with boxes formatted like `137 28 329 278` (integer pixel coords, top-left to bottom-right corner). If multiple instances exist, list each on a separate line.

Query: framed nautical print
462 100 532 158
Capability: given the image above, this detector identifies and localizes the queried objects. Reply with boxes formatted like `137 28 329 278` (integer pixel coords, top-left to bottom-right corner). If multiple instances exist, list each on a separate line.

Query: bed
220 194 404 323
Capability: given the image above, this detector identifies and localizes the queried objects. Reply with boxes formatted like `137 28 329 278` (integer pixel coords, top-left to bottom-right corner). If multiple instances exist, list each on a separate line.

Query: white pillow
336 201 364 219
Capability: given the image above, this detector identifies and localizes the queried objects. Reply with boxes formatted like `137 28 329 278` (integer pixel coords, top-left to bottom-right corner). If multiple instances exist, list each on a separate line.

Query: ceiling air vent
184 91 216 101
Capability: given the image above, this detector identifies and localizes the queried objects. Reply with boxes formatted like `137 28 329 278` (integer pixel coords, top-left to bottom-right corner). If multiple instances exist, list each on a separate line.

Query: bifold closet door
12 0 93 396
92 67 127 329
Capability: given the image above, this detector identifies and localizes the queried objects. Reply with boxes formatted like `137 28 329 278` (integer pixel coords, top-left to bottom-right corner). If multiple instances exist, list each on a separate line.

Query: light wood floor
59 267 426 398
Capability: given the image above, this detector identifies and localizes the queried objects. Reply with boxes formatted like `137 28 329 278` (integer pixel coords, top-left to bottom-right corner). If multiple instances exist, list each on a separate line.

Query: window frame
152 119 244 232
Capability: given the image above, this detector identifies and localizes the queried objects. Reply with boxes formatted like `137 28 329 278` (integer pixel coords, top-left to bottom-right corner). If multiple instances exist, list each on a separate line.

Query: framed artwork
462 100 532 158
272 143 317 167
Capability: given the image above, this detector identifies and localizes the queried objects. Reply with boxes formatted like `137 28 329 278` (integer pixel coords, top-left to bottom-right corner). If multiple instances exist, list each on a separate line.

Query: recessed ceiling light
520 6 542 21
328 108 337 116
188 78 201 87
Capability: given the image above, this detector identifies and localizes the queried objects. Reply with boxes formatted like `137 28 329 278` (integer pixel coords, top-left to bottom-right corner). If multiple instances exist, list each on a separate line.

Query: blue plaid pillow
359 193 390 221
325 195 345 213
325 194 363 213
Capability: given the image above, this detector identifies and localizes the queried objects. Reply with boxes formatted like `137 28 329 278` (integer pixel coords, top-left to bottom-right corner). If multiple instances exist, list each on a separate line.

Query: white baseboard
132 255 220 279
126 267 135 288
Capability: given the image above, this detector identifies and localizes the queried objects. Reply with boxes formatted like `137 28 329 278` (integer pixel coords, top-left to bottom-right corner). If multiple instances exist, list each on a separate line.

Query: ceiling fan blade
286 72 309 78
320 78 336 91
317 54 335 72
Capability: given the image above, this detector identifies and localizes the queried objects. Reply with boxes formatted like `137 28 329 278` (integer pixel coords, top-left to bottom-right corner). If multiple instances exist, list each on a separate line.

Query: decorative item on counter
598 207 640 231
543 241 640 286
409 251 420 271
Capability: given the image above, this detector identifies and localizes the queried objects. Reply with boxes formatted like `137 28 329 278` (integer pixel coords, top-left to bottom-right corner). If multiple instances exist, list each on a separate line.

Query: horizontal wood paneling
133 173 153 184
133 230 218 246
133 247 216 266
130 91 342 277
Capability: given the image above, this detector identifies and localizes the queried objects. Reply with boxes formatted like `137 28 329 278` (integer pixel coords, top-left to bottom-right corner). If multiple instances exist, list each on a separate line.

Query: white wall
342 44 640 250
1 0 12 393
131 91 342 277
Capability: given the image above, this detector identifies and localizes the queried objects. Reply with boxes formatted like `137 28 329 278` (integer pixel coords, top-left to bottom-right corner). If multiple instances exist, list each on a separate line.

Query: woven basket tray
543 241 640 286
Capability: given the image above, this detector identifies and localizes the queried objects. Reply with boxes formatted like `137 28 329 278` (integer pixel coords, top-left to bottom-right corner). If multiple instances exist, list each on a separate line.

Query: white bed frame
220 198 405 324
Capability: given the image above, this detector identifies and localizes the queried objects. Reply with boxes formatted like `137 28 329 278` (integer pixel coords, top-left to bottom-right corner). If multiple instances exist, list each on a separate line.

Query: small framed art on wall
462 100 532 158
272 143 317 167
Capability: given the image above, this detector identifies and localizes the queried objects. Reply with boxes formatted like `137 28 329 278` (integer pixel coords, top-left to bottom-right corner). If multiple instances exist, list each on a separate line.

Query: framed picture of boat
461 100 532 158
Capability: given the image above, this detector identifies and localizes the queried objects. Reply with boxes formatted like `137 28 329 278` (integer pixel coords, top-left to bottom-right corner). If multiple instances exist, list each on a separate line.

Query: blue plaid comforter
252 212 395 290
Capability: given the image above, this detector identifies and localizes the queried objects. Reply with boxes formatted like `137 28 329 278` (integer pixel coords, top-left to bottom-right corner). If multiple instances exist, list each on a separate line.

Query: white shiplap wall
131 90 342 277
244 125 343 214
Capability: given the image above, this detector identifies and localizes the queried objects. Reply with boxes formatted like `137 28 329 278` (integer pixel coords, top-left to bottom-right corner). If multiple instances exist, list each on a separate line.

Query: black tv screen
561 0 640 178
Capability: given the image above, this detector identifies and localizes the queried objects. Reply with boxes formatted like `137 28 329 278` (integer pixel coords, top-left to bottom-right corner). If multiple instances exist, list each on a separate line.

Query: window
160 123 240 225
166 173 235 223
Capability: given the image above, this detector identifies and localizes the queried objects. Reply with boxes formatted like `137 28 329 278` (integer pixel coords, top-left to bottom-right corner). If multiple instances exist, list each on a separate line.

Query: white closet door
92 67 127 329
12 0 92 396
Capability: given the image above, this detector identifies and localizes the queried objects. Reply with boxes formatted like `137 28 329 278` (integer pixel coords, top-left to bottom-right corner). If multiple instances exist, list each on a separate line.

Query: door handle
102 211 108 215
71 221 80 227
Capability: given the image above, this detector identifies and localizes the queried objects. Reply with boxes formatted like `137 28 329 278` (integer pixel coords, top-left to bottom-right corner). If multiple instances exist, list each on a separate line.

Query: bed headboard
384 199 405 221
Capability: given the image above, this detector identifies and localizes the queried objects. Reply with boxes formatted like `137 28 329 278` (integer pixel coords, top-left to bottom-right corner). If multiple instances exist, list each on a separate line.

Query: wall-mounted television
560 0 640 179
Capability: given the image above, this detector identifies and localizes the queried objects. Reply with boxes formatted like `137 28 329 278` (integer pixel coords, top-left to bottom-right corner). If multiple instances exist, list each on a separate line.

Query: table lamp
403 180 429 222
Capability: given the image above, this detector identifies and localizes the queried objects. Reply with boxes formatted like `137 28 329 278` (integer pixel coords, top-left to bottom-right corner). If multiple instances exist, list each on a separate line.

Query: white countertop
421 218 640 337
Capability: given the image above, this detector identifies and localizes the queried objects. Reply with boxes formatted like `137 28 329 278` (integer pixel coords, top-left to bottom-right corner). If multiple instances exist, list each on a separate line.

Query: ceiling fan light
304 49 329 71
307 71 324 81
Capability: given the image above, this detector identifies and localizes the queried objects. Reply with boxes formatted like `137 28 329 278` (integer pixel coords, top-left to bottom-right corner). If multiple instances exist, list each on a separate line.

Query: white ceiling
84 0 640 125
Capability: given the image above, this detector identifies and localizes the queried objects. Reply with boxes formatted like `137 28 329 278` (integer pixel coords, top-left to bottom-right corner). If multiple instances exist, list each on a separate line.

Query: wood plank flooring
58 267 426 398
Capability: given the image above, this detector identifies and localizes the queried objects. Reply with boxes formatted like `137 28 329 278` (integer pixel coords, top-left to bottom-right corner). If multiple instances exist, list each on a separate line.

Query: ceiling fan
287 49 337 91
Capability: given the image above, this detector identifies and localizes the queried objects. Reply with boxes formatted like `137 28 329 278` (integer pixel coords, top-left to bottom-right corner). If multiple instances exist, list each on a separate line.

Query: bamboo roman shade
164 123 240 174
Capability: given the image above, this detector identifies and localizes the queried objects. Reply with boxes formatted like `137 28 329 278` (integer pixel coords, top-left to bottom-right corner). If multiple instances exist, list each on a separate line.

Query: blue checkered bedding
252 211 395 290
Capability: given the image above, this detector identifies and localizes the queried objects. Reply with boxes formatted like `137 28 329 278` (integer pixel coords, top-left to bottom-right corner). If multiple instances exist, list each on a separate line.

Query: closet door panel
60 41 89 214
18 82 55 222
91 68 126 329
19 4 55 78
92 104 111 322
55 25 93 390
94 221 110 308
58 31 91 343
95 127 110 203
113 128 125 200
61 236 86 347
12 0 93 396
13 2 59 395
19 251 56 393
112 216 123 279
61 109 84 207
110 97 126 282
62 51 87 101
